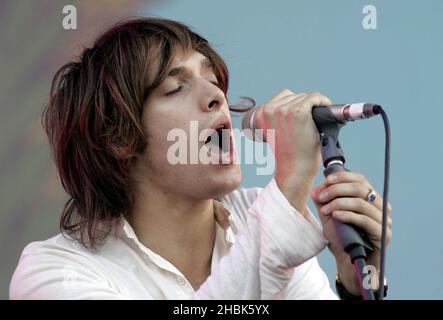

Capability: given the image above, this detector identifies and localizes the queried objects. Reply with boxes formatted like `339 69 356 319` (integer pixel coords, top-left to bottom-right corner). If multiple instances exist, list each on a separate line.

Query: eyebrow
166 57 214 78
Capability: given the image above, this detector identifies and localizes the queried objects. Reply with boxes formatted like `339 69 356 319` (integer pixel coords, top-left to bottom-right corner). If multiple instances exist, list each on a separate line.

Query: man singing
10 17 391 299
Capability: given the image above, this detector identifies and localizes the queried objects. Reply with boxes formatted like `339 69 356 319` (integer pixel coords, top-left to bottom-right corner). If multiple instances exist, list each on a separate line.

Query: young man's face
137 50 242 201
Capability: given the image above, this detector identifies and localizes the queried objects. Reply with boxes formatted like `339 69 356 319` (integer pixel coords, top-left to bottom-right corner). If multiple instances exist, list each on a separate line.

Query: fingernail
328 175 337 183
319 191 328 202
322 205 331 215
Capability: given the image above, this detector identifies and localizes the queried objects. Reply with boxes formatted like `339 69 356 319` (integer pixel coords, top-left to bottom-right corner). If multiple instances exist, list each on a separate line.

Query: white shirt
9 179 338 300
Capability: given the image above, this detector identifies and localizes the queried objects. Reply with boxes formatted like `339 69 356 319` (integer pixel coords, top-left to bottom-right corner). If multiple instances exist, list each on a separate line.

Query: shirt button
176 276 186 286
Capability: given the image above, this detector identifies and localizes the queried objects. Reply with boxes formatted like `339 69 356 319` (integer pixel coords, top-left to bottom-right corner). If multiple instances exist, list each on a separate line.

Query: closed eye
165 85 183 96
208 76 219 86
209 79 221 89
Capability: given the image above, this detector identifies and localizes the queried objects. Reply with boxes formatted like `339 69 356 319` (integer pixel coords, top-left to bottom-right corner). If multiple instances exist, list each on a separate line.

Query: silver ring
366 189 377 202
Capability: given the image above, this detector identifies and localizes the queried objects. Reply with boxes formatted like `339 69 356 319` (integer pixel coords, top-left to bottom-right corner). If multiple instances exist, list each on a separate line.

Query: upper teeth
204 125 229 145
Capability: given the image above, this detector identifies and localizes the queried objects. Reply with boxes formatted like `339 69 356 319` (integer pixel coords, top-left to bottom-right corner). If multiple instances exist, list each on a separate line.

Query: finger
377 201 392 217
268 92 307 109
332 210 392 247
313 178 391 217
332 210 383 246
289 93 308 103
261 93 306 122
322 197 393 229
321 197 383 225
301 92 332 109
278 93 310 113
326 171 372 188
326 171 392 215
317 171 371 194
264 94 310 133
289 92 308 100
318 209 333 226
316 183 362 203
311 181 329 203
317 182 383 212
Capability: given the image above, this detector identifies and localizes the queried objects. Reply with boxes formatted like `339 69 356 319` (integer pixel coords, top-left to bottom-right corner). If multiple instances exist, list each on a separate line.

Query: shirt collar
115 198 238 274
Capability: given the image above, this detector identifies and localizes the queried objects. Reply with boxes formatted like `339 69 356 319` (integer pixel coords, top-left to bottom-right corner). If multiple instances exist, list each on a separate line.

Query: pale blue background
142 0 443 299
1 0 441 300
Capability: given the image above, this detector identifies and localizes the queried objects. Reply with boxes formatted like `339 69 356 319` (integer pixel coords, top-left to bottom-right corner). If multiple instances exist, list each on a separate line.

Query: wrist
275 171 315 217
336 254 376 295
336 273 388 300
336 267 362 295
336 254 388 298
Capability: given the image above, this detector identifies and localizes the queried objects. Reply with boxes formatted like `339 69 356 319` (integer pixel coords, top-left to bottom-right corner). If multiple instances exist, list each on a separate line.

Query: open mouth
204 124 231 154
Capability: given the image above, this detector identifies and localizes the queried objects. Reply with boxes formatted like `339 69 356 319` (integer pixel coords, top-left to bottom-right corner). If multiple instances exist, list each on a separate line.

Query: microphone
241 100 387 299
241 103 381 141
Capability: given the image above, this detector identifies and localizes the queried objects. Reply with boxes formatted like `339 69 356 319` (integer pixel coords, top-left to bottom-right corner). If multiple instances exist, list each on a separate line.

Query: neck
128 179 216 290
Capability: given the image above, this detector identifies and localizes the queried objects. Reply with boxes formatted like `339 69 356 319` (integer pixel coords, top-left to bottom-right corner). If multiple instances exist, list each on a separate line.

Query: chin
211 164 242 198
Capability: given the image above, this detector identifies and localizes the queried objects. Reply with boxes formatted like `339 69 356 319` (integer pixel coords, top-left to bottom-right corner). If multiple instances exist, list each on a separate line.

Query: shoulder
9 234 121 299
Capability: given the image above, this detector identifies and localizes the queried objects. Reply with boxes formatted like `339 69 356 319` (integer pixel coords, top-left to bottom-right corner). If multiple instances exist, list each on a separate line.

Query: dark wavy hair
43 17 254 249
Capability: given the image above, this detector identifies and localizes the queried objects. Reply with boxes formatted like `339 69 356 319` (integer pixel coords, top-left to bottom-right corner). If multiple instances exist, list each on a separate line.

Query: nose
201 81 225 112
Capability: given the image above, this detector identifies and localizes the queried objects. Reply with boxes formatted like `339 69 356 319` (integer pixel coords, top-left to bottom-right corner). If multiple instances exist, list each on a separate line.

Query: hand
311 171 393 295
255 89 332 215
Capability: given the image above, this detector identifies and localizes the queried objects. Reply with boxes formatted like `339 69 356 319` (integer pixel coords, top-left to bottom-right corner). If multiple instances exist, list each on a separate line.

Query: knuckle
388 217 393 227
356 198 366 211
354 184 365 197
281 88 294 95
358 173 367 182
288 105 302 116
262 104 273 117
311 92 327 102
387 202 393 213
275 106 288 117
332 185 344 199
387 229 393 241
325 186 336 199
328 198 339 210
305 92 328 108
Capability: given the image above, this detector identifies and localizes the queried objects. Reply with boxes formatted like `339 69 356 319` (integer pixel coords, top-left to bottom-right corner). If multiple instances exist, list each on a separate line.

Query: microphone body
241 103 381 142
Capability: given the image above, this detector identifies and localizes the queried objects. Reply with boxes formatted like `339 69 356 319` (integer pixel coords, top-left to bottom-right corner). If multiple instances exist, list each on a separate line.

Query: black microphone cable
377 107 390 300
